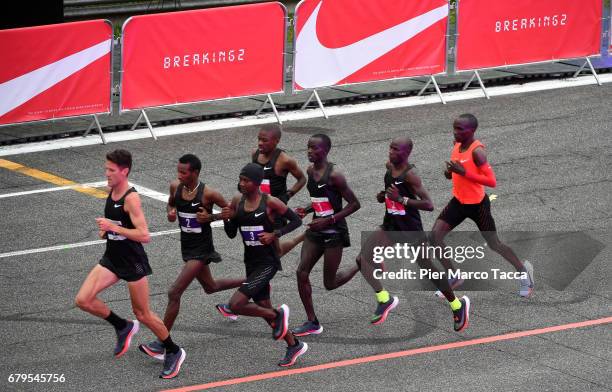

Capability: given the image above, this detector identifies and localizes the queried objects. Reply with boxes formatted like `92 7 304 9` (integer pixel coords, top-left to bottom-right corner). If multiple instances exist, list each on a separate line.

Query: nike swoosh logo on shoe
295 3 448 88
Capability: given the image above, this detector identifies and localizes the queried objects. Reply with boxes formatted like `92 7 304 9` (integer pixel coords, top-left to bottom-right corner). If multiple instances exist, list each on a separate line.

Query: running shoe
139 339 165 361
292 320 323 337
272 304 289 341
519 260 535 298
453 296 470 332
216 303 238 321
278 341 309 367
371 296 399 325
114 320 139 358
160 348 186 379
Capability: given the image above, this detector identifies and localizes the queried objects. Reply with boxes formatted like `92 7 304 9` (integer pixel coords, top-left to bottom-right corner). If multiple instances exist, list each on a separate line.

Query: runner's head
453 114 478 143
177 154 201 186
105 149 132 187
307 134 331 163
238 163 264 195
258 124 281 154
389 137 413 164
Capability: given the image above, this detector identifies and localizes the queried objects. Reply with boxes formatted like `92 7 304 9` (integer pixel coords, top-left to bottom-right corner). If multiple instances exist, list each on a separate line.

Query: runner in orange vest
430 114 534 297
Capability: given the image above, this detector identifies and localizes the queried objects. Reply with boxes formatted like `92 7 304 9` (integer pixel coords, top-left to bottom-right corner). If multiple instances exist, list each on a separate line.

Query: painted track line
1 73 610 157
162 316 612 392
0 159 108 198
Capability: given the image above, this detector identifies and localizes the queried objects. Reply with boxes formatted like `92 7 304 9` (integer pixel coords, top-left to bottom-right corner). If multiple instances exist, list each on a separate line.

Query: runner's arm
466 147 497 187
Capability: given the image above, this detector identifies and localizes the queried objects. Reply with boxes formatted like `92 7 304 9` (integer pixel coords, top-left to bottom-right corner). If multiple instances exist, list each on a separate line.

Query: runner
221 163 308 367
139 154 244 360
75 149 185 379
216 125 306 319
430 114 534 297
292 134 361 336
357 137 470 331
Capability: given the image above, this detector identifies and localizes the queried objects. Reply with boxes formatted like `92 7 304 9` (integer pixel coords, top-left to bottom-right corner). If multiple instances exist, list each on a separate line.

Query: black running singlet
233 194 280 269
306 163 348 233
382 165 423 231
174 182 214 254
103 187 148 265
253 148 288 203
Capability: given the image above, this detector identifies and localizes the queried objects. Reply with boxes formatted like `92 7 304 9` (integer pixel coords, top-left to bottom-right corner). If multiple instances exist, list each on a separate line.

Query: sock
105 311 127 330
313 317 319 325
162 336 180 354
291 338 300 347
449 298 462 311
376 290 390 304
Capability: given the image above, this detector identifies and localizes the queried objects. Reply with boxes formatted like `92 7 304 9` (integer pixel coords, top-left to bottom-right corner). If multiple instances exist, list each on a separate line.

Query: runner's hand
258 231 276 245
196 206 210 223
307 217 331 232
295 207 307 219
221 206 235 220
446 160 466 176
167 207 177 222
385 184 401 203
376 190 386 203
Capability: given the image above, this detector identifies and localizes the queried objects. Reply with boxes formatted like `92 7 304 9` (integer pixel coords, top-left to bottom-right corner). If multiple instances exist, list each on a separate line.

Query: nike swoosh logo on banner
254 212 265 217
295 3 448 88
0 39 111 117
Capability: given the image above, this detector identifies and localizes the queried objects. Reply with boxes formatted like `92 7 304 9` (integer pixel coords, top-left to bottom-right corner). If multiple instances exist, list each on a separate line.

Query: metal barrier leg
462 72 477 91
255 95 282 124
430 76 446 104
301 90 316 110
255 96 270 116
572 61 588 78
474 71 490 99
140 110 157 140
268 94 282 124
417 78 432 96
585 58 601 86
83 115 106 144
312 90 328 119
130 111 144 131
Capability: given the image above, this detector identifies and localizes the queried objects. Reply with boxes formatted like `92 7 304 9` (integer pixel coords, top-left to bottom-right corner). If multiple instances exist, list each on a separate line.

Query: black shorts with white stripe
239 263 278 302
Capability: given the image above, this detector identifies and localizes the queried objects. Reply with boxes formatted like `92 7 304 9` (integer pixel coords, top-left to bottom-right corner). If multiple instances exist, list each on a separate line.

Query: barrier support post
82 114 106 144
572 58 601 86
301 89 328 119
255 94 283 124
130 109 157 140
417 75 446 104
462 70 490 99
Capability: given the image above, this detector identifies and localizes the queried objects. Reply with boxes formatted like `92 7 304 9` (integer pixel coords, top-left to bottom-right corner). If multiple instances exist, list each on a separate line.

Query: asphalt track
1 83 611 391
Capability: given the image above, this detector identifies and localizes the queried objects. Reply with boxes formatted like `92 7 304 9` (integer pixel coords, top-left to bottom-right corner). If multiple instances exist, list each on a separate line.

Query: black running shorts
437 195 497 231
99 255 152 282
305 229 351 249
239 263 278 302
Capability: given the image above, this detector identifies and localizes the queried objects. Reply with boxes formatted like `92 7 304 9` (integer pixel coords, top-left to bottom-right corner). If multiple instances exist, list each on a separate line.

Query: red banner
0 20 112 126
456 0 602 71
121 3 286 111
293 0 448 91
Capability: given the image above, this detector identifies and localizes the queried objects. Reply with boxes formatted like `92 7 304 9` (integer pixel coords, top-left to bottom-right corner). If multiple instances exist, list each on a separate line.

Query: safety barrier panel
120 2 287 133
293 0 450 113
0 20 113 141
456 0 602 98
